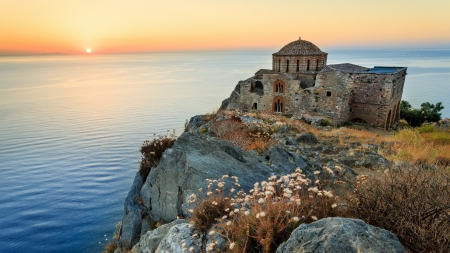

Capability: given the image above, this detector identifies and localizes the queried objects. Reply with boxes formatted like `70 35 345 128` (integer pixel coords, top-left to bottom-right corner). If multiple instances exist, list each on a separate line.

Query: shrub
400 100 444 127
139 130 177 179
102 242 117 253
347 167 450 253
417 125 436 133
190 168 342 253
320 119 331 126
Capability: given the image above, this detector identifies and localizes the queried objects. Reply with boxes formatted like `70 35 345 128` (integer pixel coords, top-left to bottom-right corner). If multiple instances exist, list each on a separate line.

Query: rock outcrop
276 217 407 253
115 113 395 252
140 132 310 222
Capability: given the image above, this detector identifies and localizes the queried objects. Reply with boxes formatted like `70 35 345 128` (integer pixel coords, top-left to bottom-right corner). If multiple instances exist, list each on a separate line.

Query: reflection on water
0 49 449 253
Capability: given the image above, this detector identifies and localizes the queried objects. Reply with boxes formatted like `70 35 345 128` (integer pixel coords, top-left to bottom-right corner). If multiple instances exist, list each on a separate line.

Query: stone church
222 38 407 129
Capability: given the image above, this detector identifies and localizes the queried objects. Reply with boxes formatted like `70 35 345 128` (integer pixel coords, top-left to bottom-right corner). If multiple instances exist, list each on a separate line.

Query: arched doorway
272 96 285 114
385 110 392 130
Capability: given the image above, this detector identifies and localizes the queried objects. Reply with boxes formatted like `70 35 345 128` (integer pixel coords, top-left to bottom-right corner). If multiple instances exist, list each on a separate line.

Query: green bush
320 119 331 126
400 100 444 127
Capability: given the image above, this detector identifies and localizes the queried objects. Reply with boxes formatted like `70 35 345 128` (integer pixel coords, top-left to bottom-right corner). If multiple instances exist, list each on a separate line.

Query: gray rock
155 222 202 253
296 133 318 144
188 115 205 130
285 136 296 145
140 132 309 222
240 116 263 124
118 172 145 250
131 219 188 253
276 217 407 253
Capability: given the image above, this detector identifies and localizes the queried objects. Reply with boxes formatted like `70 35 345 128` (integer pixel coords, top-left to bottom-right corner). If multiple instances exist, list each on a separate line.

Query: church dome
273 38 326 56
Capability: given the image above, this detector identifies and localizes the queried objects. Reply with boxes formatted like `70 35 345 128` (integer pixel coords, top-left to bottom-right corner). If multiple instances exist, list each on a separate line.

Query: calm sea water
0 49 449 253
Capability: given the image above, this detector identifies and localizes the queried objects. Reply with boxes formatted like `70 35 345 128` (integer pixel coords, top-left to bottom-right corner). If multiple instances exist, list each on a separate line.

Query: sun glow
86 48 91 53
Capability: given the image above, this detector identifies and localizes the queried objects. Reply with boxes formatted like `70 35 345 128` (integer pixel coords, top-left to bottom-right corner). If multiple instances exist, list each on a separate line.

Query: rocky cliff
113 113 402 253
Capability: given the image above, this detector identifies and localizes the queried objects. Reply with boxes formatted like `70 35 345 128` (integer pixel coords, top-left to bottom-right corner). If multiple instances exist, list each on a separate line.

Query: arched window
275 83 283 93
307 59 310 71
316 59 319 71
286 60 289 72
274 99 283 113
296 60 299 72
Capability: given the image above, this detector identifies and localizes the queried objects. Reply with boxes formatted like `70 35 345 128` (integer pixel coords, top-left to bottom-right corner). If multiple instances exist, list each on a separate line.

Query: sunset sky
1 0 450 54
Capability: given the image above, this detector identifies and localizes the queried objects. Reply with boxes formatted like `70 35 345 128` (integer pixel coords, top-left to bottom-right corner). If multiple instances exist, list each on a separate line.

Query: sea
0 48 449 253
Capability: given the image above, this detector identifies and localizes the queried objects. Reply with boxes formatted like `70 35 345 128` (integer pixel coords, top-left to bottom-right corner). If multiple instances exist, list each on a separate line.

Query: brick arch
273 96 286 113
273 79 286 94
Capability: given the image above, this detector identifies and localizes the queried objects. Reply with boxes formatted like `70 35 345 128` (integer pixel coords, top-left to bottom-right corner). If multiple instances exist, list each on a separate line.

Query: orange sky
1 0 450 54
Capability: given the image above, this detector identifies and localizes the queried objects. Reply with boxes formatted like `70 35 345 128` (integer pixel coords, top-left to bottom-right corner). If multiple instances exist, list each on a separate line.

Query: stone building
222 38 407 129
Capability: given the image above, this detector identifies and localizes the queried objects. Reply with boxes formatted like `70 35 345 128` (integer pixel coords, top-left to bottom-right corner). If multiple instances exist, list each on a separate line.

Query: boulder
276 217 407 253
155 222 202 253
296 133 318 144
140 132 310 222
131 219 188 253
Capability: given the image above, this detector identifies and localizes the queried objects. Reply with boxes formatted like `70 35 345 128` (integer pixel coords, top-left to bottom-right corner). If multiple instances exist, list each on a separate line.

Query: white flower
229 242 235 250
209 230 215 236
331 203 338 208
212 201 218 206
207 191 212 196
292 217 299 222
182 242 187 248
218 182 224 188
311 215 318 221
222 175 229 179
258 198 265 204
226 221 232 226
189 246 195 252
230 188 235 193
244 211 250 216
313 171 321 175
258 212 266 218
295 199 301 206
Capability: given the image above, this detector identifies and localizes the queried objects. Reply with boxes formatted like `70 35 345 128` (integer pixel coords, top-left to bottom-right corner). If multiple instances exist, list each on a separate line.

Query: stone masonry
223 38 407 129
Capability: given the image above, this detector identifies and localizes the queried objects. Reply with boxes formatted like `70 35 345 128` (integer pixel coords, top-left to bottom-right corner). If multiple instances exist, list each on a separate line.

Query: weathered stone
296 133 318 144
140 132 310 222
155 222 202 253
117 172 145 250
131 220 187 253
276 217 407 253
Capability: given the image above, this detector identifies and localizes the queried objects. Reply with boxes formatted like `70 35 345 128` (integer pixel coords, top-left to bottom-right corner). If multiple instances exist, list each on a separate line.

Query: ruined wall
272 55 327 73
349 69 406 128
293 70 352 124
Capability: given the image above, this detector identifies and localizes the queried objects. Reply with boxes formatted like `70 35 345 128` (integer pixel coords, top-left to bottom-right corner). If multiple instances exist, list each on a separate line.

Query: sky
1 0 450 54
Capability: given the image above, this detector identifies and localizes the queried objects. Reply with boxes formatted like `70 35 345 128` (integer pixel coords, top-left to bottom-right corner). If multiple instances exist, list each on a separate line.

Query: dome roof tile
273 39 326 56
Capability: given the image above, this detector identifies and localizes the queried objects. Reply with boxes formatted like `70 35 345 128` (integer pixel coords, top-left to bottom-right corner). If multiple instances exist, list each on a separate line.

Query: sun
86 48 91 53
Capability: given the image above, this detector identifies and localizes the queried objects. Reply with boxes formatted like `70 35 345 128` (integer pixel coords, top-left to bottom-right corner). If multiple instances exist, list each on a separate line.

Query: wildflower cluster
190 167 341 253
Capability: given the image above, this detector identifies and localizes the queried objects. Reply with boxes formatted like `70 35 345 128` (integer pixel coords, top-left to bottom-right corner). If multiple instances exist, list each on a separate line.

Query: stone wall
272 55 327 73
348 69 406 129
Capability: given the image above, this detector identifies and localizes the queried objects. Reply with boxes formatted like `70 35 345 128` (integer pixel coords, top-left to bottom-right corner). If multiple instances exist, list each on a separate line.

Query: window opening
315 59 319 71
327 91 331 96
286 60 289 72
307 60 310 71
296 60 299 72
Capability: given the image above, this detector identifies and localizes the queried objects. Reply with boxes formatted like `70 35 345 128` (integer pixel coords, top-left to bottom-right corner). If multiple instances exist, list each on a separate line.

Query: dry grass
139 130 177 179
347 167 450 253
389 127 450 167
190 169 343 253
